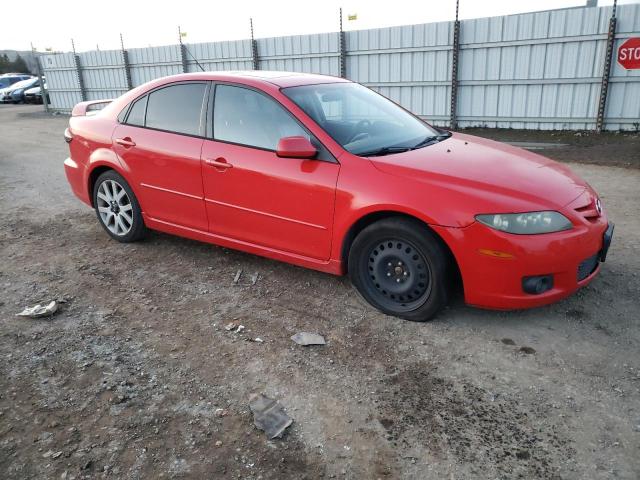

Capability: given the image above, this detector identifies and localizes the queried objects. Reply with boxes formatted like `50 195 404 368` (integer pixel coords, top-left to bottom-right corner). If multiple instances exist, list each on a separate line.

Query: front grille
577 253 599 282
574 198 600 222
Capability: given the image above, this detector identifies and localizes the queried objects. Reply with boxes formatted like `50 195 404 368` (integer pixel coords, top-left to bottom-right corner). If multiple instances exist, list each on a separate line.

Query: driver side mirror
276 136 317 159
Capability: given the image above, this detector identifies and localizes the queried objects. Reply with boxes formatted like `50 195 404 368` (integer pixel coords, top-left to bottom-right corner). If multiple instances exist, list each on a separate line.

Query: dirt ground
463 128 640 169
1 104 639 480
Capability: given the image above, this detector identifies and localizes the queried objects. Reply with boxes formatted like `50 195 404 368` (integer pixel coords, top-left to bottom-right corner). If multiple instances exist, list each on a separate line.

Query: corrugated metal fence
39 4 640 130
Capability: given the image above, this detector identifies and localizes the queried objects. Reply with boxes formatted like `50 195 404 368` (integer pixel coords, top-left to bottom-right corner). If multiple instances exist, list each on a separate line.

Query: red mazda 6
63 71 613 321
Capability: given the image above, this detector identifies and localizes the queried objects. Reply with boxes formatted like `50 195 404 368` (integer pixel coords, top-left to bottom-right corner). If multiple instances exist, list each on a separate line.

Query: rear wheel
348 217 451 321
93 170 146 242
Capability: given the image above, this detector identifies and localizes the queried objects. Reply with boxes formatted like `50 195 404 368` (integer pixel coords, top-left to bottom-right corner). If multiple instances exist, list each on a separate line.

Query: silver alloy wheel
96 180 134 236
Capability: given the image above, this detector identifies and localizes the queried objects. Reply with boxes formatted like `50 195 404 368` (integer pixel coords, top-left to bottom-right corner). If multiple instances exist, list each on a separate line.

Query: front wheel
348 217 452 321
93 170 147 242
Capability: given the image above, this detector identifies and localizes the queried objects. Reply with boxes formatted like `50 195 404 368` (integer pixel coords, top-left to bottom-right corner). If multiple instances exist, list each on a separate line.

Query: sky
2 0 632 53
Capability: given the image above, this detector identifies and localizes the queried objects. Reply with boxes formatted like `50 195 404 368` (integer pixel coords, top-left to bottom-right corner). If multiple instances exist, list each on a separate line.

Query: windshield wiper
357 146 412 157
411 131 452 150
357 131 453 157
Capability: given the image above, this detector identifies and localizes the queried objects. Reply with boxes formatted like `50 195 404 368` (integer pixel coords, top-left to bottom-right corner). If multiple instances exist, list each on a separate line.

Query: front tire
348 217 451 322
93 170 146 243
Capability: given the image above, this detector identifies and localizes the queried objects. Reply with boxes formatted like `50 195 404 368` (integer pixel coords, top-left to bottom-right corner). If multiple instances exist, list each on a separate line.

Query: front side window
282 83 440 156
145 83 206 136
213 84 308 150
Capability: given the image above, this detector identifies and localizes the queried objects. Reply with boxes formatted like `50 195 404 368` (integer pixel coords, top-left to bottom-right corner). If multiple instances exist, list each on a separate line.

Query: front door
201 84 339 261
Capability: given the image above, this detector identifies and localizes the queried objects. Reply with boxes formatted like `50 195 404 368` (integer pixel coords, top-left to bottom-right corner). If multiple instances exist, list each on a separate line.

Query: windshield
282 82 440 156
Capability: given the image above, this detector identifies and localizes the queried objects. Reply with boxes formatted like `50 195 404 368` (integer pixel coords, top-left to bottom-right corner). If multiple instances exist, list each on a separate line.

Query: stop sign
618 38 640 70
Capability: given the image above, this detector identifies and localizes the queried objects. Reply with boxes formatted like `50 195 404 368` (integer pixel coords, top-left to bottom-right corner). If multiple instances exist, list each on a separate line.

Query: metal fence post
596 1 617 133
178 26 188 73
250 18 260 70
120 34 133 90
31 44 49 113
339 8 347 78
71 39 86 102
449 0 460 130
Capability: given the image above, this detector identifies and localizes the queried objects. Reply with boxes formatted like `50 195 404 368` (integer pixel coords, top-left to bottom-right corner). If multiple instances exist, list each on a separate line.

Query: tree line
0 54 32 74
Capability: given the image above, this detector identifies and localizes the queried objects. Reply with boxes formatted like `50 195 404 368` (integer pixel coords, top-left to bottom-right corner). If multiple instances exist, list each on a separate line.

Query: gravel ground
463 128 640 169
1 104 639 480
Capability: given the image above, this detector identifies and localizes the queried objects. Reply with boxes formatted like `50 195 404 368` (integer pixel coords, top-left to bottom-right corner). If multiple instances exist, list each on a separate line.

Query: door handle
205 157 233 169
115 137 136 147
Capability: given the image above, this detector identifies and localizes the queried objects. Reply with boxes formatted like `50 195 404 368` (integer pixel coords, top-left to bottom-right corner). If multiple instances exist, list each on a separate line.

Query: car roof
163 71 350 88
10 78 38 88
0 73 32 78
102 71 351 119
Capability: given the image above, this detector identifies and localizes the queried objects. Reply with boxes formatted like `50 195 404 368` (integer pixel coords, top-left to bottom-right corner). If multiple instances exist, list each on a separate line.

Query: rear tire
348 217 451 322
93 170 146 243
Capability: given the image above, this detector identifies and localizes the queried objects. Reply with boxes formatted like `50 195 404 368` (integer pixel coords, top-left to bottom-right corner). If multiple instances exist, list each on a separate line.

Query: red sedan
63 72 613 321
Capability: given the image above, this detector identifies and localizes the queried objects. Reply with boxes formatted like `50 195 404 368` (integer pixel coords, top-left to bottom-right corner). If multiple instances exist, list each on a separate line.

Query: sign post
595 3 617 133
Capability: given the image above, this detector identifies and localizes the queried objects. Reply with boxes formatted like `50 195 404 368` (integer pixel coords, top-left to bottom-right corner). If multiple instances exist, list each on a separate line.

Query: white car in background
1 77 39 103
24 83 48 104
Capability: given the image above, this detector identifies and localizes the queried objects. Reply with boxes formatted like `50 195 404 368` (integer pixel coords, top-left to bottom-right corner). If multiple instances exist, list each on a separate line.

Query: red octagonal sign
618 38 640 70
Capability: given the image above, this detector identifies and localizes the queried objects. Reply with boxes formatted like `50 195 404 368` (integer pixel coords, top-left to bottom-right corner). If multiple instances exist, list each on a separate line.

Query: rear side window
213 84 308 150
126 96 147 127
145 83 206 136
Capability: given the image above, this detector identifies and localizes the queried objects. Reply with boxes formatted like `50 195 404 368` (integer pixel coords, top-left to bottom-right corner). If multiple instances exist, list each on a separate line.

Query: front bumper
434 215 611 310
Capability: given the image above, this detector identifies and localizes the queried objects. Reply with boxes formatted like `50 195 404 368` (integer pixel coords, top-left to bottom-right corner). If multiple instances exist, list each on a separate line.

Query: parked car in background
24 83 48 104
0 74 32 89
24 85 40 103
1 77 40 103
63 72 613 321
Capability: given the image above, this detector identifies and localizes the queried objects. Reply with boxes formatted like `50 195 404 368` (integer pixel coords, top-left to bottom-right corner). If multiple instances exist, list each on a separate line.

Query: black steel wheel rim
363 238 433 312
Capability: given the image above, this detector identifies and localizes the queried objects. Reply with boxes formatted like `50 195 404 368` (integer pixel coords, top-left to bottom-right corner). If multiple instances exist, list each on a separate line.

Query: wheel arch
87 161 134 208
340 210 462 290
88 165 116 207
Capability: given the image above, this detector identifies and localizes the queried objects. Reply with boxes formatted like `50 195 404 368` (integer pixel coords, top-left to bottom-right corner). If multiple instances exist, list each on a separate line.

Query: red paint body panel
112 124 208 231
200 139 339 260
370 133 589 227
433 217 607 310
64 71 611 311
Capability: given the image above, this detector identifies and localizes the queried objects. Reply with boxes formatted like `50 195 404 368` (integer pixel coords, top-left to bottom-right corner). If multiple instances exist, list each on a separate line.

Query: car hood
370 132 587 217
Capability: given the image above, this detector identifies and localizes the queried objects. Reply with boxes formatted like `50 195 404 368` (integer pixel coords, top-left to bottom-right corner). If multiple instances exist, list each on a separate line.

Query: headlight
475 211 572 234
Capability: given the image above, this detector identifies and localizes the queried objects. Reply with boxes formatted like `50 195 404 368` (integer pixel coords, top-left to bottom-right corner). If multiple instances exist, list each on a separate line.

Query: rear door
200 83 340 260
112 82 209 231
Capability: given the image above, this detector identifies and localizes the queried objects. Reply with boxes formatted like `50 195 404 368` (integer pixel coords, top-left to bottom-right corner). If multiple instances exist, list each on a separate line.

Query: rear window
145 83 206 136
